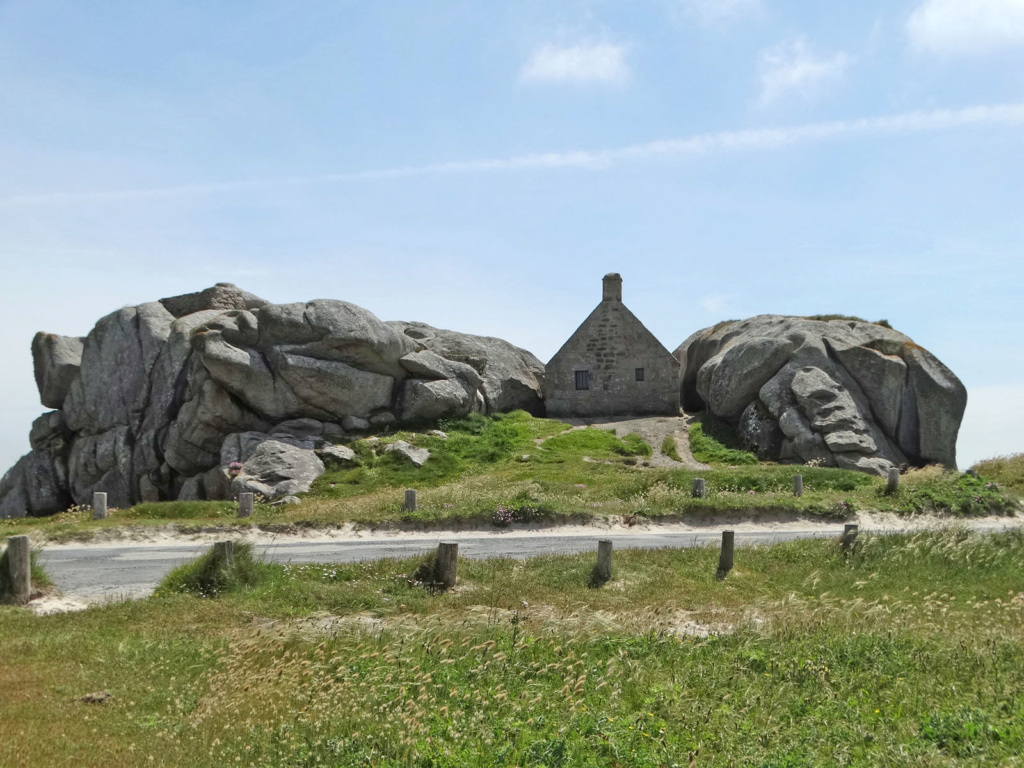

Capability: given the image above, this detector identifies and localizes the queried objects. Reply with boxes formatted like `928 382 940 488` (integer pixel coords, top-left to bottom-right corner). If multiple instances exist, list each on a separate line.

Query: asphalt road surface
38 520 1022 603
39 530 842 602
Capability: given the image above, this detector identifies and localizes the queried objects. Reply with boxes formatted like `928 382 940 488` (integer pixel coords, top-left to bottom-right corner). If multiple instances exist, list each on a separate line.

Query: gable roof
548 298 675 366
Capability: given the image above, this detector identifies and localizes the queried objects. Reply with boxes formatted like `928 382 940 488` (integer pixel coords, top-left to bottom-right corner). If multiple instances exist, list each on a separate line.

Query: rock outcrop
675 316 966 475
0 284 545 517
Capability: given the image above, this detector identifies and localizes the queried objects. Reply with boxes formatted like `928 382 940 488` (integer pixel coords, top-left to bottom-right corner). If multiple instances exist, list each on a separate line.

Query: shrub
971 453 1024 494
157 542 274 598
613 433 652 457
660 435 682 462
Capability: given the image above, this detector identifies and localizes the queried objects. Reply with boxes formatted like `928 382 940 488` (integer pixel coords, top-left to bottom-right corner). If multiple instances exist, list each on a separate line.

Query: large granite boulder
675 316 966 474
387 321 545 415
2 284 547 516
32 333 85 410
0 411 73 517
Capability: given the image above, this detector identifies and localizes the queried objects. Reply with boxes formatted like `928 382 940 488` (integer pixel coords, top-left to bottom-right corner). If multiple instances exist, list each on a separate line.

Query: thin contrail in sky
2 102 1022 207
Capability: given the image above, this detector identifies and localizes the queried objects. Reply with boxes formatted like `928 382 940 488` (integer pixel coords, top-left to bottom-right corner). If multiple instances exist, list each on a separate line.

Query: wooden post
692 478 706 499
716 530 735 580
793 474 803 498
212 541 235 569
6 535 31 604
404 489 418 512
436 542 458 589
237 492 254 518
885 468 900 495
596 540 613 582
841 524 859 552
92 492 107 520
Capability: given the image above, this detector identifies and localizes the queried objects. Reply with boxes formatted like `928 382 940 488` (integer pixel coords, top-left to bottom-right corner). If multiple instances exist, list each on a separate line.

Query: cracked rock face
1 284 545 517
675 315 966 475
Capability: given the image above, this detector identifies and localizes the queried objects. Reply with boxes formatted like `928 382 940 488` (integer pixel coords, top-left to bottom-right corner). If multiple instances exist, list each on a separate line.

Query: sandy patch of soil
38 509 1024 551
27 594 90 616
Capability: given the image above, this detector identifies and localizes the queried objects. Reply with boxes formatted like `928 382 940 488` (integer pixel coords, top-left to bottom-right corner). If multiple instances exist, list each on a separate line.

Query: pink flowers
492 504 515 526
227 461 243 477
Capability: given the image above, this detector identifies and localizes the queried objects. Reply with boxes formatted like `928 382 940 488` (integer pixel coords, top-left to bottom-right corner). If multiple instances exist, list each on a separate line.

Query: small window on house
574 370 590 391
635 367 645 382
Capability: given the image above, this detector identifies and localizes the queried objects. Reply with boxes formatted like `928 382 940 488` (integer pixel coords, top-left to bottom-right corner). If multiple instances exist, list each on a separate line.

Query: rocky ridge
0 284 544 517
675 315 967 475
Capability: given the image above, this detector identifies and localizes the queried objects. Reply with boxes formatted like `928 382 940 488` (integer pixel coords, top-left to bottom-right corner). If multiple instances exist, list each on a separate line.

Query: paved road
37 520 1023 602
40 530 842 601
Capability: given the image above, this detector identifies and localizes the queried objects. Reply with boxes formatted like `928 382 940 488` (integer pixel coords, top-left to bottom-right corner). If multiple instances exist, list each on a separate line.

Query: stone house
545 274 681 418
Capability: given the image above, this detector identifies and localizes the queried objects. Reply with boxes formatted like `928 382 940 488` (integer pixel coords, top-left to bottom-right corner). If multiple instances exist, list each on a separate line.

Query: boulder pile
0 284 544 517
675 315 966 475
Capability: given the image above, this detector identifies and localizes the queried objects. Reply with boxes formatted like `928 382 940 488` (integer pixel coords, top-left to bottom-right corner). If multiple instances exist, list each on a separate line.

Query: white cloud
519 43 629 86
956 385 1024 468
3 103 1024 207
758 36 851 105
680 0 762 25
908 0 1024 55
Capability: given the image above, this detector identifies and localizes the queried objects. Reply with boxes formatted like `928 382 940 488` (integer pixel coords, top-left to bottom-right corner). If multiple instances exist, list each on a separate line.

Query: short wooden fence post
793 475 803 498
436 542 458 589
237 492 254 518
885 468 900 495
841 524 859 552
596 540 613 582
692 478 706 499
404 489 418 512
6 535 31 604
717 530 735 580
212 541 235 569
92 492 107 520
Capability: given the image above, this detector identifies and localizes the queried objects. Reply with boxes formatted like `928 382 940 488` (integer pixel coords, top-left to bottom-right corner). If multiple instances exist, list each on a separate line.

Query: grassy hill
1 411 1019 540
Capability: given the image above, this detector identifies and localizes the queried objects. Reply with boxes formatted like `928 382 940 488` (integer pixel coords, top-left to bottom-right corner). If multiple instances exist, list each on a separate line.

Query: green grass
126 500 238 520
157 542 272 598
972 453 1024 495
312 411 568 498
660 434 682 462
1 413 1018 540
688 420 758 465
614 432 652 457
2 528 1024 766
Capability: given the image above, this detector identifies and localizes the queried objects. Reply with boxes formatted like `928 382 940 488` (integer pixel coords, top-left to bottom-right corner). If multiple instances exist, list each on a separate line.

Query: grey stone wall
546 276 680 418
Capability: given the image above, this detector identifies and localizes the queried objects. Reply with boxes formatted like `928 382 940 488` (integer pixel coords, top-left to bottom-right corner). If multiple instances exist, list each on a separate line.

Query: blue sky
1 0 1022 472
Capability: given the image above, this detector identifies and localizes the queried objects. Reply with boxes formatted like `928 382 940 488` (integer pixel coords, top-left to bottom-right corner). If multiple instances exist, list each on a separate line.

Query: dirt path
554 414 711 470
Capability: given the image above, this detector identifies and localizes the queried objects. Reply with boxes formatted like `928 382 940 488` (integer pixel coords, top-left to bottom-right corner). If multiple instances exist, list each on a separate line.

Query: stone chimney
602 273 622 303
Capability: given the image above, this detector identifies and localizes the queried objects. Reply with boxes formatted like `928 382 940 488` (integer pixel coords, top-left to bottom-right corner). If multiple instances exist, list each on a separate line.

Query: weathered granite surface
675 315 967 475
1 284 544 516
